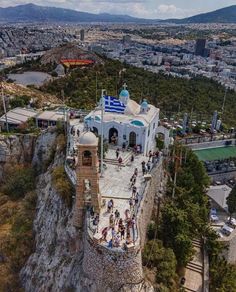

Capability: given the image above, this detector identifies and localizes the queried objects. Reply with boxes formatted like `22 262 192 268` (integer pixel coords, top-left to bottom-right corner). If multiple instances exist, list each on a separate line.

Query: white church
84 85 160 155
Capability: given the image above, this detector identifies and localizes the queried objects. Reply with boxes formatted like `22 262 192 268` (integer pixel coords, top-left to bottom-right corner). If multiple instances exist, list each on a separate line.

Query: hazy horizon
0 1 236 19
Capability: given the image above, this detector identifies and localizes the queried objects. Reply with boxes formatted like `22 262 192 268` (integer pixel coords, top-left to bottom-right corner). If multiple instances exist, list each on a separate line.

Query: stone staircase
104 151 133 167
186 261 203 274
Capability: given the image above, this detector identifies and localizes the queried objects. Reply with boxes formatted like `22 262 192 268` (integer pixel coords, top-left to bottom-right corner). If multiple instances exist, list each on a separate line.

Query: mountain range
0 3 235 24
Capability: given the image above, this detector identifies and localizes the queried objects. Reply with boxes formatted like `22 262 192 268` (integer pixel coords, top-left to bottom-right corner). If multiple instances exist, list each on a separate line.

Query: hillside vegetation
41 58 236 126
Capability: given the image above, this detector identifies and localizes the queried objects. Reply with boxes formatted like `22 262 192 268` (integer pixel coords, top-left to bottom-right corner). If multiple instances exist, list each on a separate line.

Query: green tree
1 165 35 200
226 185 236 221
142 240 177 288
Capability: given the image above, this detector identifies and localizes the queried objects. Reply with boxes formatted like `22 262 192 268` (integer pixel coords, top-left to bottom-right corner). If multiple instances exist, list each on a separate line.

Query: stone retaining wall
82 235 143 291
82 162 163 291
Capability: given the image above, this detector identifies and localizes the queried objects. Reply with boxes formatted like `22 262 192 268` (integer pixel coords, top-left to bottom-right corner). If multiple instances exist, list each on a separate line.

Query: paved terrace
65 118 161 251
87 149 161 251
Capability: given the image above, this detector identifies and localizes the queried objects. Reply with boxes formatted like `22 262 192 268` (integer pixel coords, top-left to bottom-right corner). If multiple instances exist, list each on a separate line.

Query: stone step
186 263 203 274
187 261 202 270
184 287 198 292
192 239 201 248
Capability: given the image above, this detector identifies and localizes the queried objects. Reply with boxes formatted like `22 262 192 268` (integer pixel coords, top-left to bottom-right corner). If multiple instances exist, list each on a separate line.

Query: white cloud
0 1 201 19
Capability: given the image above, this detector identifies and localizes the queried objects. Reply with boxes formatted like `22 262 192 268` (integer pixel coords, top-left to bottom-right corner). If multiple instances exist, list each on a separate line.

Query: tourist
141 161 146 175
115 209 120 224
122 142 126 151
110 199 114 213
118 156 123 169
102 227 108 242
118 218 123 232
111 227 116 240
77 129 80 137
132 185 137 197
134 168 138 176
147 161 151 172
108 239 113 248
120 224 125 240
107 200 112 213
116 148 120 159
148 150 153 161
129 198 133 210
130 154 134 163
109 214 115 228
131 215 136 243
113 234 121 247
137 145 141 154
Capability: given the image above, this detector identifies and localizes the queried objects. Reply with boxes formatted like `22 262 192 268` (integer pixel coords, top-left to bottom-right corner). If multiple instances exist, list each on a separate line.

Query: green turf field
194 146 236 161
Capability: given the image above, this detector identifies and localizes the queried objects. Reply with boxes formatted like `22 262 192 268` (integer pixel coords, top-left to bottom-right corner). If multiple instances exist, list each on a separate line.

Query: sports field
194 146 236 161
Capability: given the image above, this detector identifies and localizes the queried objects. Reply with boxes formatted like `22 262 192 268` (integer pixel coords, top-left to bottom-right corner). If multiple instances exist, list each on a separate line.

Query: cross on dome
123 83 128 90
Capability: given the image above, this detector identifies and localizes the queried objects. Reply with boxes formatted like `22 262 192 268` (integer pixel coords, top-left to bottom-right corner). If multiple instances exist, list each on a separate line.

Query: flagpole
100 89 106 178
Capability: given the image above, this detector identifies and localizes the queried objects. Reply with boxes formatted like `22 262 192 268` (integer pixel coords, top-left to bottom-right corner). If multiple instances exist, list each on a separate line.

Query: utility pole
95 71 98 104
61 89 67 136
100 89 106 178
1 80 9 132
222 86 228 119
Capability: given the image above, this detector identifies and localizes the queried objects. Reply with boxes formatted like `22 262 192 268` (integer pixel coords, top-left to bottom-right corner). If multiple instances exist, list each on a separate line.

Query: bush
1 165 35 200
52 166 74 207
9 95 30 108
143 240 177 288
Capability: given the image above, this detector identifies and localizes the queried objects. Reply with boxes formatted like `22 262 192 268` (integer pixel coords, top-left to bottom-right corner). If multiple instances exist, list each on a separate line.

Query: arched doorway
109 127 118 144
129 132 136 147
91 127 98 136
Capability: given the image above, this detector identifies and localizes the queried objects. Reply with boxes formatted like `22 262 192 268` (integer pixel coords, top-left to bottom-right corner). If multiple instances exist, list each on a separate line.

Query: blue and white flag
104 95 126 114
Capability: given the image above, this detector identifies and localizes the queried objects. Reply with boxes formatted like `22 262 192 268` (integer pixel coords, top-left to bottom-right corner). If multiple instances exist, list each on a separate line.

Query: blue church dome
141 99 148 108
119 89 130 98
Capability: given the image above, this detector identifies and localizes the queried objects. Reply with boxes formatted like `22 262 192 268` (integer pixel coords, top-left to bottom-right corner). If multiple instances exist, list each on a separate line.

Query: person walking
130 154 134 163
147 161 151 172
109 214 115 228
131 215 136 244
116 148 120 159
114 209 120 224
102 227 108 242
120 224 125 240
118 156 123 170
129 198 133 210
132 185 137 198
141 160 146 175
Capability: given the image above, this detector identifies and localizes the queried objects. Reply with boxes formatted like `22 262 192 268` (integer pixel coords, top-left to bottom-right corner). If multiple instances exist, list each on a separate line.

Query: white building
84 86 159 155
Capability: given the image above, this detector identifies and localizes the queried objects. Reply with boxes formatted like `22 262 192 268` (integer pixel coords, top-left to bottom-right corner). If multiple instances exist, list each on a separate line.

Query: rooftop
0 107 37 125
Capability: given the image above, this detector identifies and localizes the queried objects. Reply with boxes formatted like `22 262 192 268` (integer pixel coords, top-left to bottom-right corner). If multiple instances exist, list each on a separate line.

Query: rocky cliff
18 129 154 292
0 134 36 181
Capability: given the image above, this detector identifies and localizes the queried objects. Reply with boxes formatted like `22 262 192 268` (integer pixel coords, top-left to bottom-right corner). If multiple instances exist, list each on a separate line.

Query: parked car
227 217 236 228
210 208 217 215
210 214 219 222
221 224 234 236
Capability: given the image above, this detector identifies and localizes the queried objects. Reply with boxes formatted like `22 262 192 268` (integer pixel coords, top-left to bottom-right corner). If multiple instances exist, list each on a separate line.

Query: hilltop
0 3 156 23
166 5 236 24
1 3 236 24
3 81 60 107
40 44 103 66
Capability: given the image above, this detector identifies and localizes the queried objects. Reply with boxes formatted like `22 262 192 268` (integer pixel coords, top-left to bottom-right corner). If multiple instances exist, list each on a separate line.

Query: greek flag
104 95 126 114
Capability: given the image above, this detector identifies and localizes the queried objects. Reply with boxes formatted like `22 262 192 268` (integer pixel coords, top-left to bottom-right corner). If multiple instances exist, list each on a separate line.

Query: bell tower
73 131 101 228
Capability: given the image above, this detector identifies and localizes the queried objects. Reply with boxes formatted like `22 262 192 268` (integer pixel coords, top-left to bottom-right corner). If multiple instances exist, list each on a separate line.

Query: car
227 217 236 228
210 214 219 222
210 208 217 215
221 224 234 236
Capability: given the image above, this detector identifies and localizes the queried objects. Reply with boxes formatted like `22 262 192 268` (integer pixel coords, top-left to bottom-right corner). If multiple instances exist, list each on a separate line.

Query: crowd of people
88 148 161 250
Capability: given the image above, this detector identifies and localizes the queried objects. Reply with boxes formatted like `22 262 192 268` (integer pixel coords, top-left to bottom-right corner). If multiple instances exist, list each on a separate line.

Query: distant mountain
164 5 236 24
0 3 157 23
0 3 235 24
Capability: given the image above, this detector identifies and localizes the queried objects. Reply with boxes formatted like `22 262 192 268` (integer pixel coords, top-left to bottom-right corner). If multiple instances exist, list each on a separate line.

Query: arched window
82 150 92 166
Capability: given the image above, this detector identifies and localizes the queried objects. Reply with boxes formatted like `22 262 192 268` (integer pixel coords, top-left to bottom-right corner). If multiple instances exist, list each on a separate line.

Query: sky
1 0 236 19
